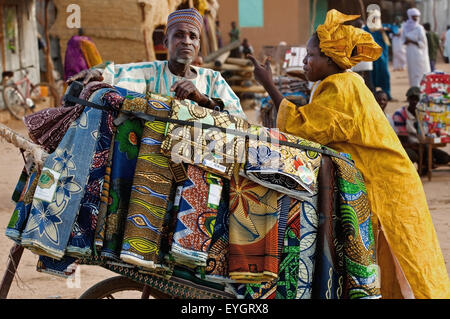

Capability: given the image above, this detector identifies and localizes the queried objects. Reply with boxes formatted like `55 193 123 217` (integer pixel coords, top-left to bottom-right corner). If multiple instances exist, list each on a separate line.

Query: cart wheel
79 275 173 299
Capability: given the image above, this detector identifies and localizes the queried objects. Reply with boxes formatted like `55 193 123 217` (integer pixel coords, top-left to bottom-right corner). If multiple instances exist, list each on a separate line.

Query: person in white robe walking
402 8 430 87
391 16 406 71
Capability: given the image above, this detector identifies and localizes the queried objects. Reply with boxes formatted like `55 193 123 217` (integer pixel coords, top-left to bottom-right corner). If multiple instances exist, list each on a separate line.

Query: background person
391 16 407 71
443 25 450 63
392 86 450 171
363 7 397 100
423 22 441 72
402 8 431 87
374 89 394 129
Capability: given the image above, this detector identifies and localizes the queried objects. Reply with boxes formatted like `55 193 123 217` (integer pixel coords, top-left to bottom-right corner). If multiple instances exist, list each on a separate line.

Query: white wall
416 0 450 36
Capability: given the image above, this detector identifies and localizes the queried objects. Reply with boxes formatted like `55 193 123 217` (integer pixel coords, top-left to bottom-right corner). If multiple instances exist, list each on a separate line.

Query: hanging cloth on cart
119 92 174 269
19 86 117 260
170 165 222 268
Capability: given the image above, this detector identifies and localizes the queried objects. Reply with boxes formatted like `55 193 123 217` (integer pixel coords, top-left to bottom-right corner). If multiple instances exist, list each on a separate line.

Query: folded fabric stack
5 86 381 299
161 100 249 178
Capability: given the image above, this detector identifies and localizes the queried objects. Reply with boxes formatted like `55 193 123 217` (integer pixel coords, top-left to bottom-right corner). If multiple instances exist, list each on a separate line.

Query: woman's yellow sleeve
276 82 355 145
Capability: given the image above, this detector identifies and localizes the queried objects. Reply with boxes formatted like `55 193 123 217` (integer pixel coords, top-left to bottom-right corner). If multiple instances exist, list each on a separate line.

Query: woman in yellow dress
248 9 450 299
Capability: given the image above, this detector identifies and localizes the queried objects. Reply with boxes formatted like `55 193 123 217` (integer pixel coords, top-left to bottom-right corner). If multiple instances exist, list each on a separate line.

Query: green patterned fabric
331 156 380 299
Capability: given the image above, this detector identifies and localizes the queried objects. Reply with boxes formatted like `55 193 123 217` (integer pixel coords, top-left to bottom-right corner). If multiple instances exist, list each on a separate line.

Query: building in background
0 0 40 91
416 0 450 37
48 0 221 69
217 0 448 58
218 0 311 59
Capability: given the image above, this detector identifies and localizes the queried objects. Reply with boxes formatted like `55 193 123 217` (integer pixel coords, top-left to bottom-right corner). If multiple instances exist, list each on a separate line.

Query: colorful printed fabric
296 195 319 299
120 93 174 269
93 133 116 253
5 170 39 243
171 165 222 268
161 100 249 178
24 106 83 153
166 8 203 33
232 280 278 299
228 171 280 283
20 103 105 259
11 167 29 203
200 178 231 283
100 118 143 260
331 156 381 299
231 195 291 299
24 82 112 153
65 109 114 257
312 156 345 299
36 255 77 278
275 197 302 299
244 126 322 199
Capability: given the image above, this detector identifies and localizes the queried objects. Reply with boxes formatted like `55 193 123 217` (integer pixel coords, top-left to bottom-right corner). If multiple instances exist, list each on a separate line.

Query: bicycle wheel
78 275 173 299
30 82 60 108
2 84 30 120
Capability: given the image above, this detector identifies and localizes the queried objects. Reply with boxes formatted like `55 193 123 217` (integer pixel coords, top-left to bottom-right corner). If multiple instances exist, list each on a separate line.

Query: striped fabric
102 60 247 119
166 8 203 32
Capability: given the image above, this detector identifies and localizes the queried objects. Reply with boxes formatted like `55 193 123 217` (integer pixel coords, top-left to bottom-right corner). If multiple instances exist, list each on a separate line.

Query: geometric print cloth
170 164 223 269
120 92 174 269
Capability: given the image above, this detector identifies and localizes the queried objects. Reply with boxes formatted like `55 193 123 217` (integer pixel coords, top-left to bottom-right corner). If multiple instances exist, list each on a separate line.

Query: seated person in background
67 8 246 120
374 89 395 128
392 86 450 171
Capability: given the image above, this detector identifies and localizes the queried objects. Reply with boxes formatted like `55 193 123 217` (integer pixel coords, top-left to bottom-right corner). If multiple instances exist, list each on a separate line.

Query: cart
0 82 379 300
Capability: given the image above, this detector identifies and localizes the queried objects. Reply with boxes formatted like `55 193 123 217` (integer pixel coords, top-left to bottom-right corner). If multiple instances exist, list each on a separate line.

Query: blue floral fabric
20 88 116 259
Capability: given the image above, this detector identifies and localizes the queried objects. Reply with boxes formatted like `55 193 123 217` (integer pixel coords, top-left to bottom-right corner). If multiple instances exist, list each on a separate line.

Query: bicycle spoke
3 86 28 120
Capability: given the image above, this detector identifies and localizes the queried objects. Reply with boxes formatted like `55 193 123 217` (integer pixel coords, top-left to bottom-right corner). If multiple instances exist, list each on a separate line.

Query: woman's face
303 37 332 82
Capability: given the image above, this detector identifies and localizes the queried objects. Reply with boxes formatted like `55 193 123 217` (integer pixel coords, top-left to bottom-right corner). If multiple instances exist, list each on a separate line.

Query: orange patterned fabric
228 171 280 283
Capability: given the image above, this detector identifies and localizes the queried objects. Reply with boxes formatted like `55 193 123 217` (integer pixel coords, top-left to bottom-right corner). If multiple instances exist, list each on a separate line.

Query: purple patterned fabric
24 82 114 153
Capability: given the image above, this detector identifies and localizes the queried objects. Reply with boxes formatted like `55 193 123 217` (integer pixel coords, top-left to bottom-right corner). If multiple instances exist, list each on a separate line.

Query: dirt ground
0 60 449 299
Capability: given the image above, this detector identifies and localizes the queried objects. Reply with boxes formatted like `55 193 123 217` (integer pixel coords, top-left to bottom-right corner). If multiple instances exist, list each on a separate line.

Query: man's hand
246 54 273 88
66 69 104 85
171 80 207 104
404 39 419 47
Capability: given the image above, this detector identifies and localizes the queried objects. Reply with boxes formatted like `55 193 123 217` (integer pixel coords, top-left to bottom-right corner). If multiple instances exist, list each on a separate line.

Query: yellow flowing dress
276 71 450 299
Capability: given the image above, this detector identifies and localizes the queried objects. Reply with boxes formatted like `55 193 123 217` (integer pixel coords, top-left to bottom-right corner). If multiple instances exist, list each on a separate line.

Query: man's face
412 15 420 22
164 22 200 65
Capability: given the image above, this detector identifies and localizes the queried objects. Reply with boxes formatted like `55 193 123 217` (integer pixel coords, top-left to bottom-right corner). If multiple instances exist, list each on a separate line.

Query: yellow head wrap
316 9 382 70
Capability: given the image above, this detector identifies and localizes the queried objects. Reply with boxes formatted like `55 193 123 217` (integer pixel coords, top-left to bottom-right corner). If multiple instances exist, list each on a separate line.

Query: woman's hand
66 69 104 85
246 54 274 88
247 54 284 110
